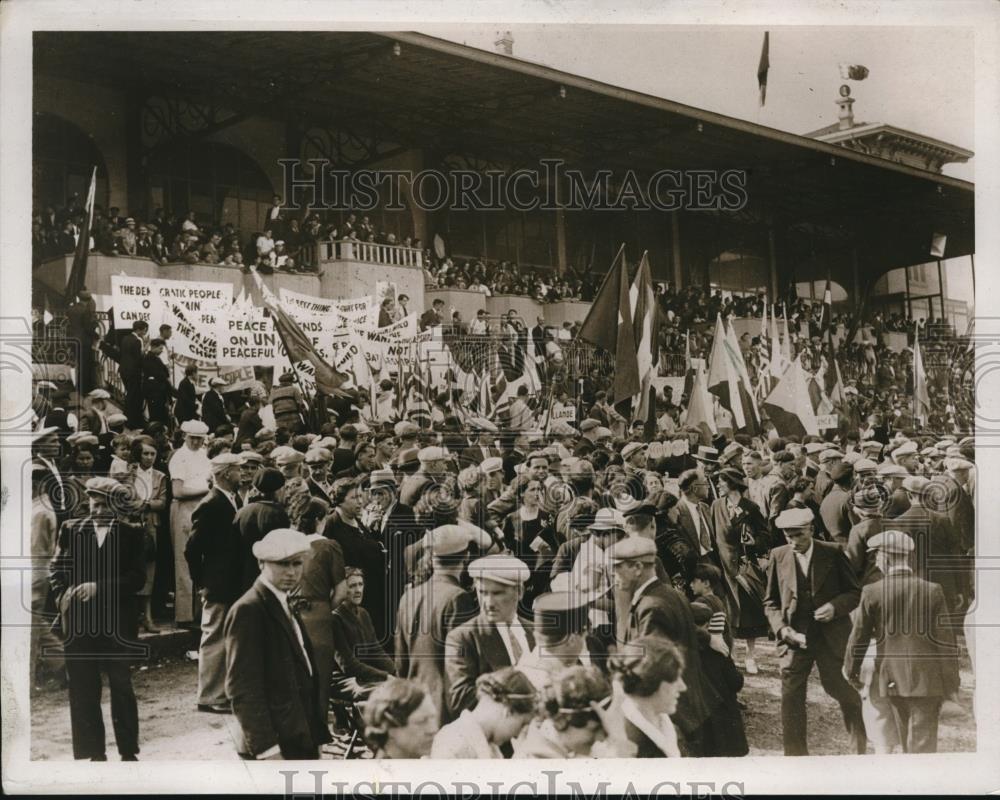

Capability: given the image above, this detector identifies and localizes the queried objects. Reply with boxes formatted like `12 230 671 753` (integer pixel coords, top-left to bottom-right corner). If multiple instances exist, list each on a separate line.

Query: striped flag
632 251 663 421
708 314 760 435
685 359 718 445
913 330 931 425
763 356 820 438
64 166 97 303
578 244 640 403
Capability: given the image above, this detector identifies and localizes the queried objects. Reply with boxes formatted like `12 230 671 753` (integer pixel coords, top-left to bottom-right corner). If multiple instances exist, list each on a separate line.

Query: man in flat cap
48 476 146 760
765 507 865 756
844 485 888 586
814 448 843 502
892 476 966 612
80 388 112 435
235 468 290 593
225 528 328 759
607 535 714 756
929 457 975 556
844 531 960 753
395 526 480 724
444 554 535 721
185 452 246 713
517 591 594 690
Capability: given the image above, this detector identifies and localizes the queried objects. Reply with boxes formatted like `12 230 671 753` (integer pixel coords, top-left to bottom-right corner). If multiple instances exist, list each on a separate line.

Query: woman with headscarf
709 468 770 675
430 668 537 758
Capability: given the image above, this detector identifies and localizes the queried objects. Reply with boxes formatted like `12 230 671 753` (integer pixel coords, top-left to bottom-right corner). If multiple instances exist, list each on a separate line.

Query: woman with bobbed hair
431 668 537 758
513 665 637 758
608 635 687 756
361 678 439 759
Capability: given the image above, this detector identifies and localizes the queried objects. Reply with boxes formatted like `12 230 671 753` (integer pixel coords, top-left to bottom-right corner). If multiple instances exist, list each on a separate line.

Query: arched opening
33 112 109 212
147 141 274 234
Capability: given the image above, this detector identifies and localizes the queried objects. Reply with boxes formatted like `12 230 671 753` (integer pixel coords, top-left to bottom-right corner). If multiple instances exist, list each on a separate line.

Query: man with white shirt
225 528 327 760
764 507 866 756
48 476 146 761
677 469 715 565
185 452 246 714
444 554 535 721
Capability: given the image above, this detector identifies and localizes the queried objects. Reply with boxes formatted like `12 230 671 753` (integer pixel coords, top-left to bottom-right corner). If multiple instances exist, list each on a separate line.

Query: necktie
506 623 524 662
233 492 243 510
698 507 712 552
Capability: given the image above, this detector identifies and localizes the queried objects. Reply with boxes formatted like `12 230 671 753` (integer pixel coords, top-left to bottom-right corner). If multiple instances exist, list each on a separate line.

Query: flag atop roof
757 32 770 106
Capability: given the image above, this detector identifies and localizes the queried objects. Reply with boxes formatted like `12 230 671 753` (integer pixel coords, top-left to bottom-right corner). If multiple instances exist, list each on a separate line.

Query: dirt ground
30 637 976 760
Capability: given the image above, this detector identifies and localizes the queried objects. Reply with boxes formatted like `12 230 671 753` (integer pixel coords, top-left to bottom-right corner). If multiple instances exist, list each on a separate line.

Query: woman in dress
502 479 557 608
330 567 395 693
431 667 537 758
322 479 388 646
608 635 687 757
709 467 770 674
361 678 439 759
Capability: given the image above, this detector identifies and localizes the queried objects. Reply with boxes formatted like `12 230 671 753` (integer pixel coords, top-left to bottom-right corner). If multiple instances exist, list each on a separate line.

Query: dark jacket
624 579 715 738
201 390 229 434
175 377 198 424
48 516 146 654
118 332 143 378
444 614 535 721
844 571 960 698
184 489 241 604
142 353 176 400
235 499 290 592
331 601 396 683
224 579 327 759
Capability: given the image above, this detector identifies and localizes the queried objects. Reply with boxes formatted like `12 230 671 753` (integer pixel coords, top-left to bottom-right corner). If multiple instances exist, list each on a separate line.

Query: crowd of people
30 301 974 761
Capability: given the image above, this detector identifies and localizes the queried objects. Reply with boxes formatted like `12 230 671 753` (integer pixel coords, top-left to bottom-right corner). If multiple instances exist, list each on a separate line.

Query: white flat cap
775 507 815 529
87 388 111 400
210 452 244 471
418 446 448 463
252 528 313 561
480 456 504 475
468 554 530 586
181 420 209 436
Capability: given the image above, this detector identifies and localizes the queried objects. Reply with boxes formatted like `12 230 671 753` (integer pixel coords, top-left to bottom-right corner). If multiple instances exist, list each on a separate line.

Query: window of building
148 142 273 235
33 112 109 212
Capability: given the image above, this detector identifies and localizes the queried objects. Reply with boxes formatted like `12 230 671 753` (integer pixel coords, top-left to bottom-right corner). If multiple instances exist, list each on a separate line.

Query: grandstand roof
35 30 974 276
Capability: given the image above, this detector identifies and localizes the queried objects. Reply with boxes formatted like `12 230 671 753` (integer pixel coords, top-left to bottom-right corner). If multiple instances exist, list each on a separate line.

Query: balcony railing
306 240 424 268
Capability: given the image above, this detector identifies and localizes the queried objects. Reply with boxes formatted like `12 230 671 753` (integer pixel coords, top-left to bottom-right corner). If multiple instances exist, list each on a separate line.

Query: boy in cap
844 531 960 753
48 476 146 760
224 528 328 759
765 507 865 756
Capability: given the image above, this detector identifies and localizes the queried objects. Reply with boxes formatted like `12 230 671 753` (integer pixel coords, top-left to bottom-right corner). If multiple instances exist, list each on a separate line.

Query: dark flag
577 244 640 403
64 166 97 303
757 32 770 106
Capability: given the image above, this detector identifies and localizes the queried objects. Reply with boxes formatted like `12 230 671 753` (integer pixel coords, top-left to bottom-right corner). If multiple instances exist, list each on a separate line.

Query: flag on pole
682 330 694 401
769 306 787 383
252 270 352 398
724 317 762 429
757 32 770 106
64 166 97 303
632 251 663 420
913 330 931 425
685 360 718 445
821 280 833 334
763 356 820 438
780 309 792 365
577 244 640 403
708 314 760 435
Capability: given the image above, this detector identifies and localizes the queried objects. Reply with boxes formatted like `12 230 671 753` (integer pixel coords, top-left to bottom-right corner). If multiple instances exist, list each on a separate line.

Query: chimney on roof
494 30 514 55
836 84 856 131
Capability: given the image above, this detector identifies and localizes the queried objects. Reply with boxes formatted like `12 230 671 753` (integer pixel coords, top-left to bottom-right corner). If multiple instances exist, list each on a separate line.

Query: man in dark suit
765 507 866 756
142 338 176 425
185 453 245 713
608 535 714 756
48 477 146 760
676 469 716 567
225 528 328 759
200 377 229 434
330 424 359 476
396 527 479 724
33 426 74 527
235 469 289 592
419 298 445 331
844 530 961 753
461 429 500 469
444 554 535 721
119 320 147 429
174 364 199 426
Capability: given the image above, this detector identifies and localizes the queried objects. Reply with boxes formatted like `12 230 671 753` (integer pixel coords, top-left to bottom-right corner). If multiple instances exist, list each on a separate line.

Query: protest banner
278 287 376 331
551 403 576 422
816 413 839 430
